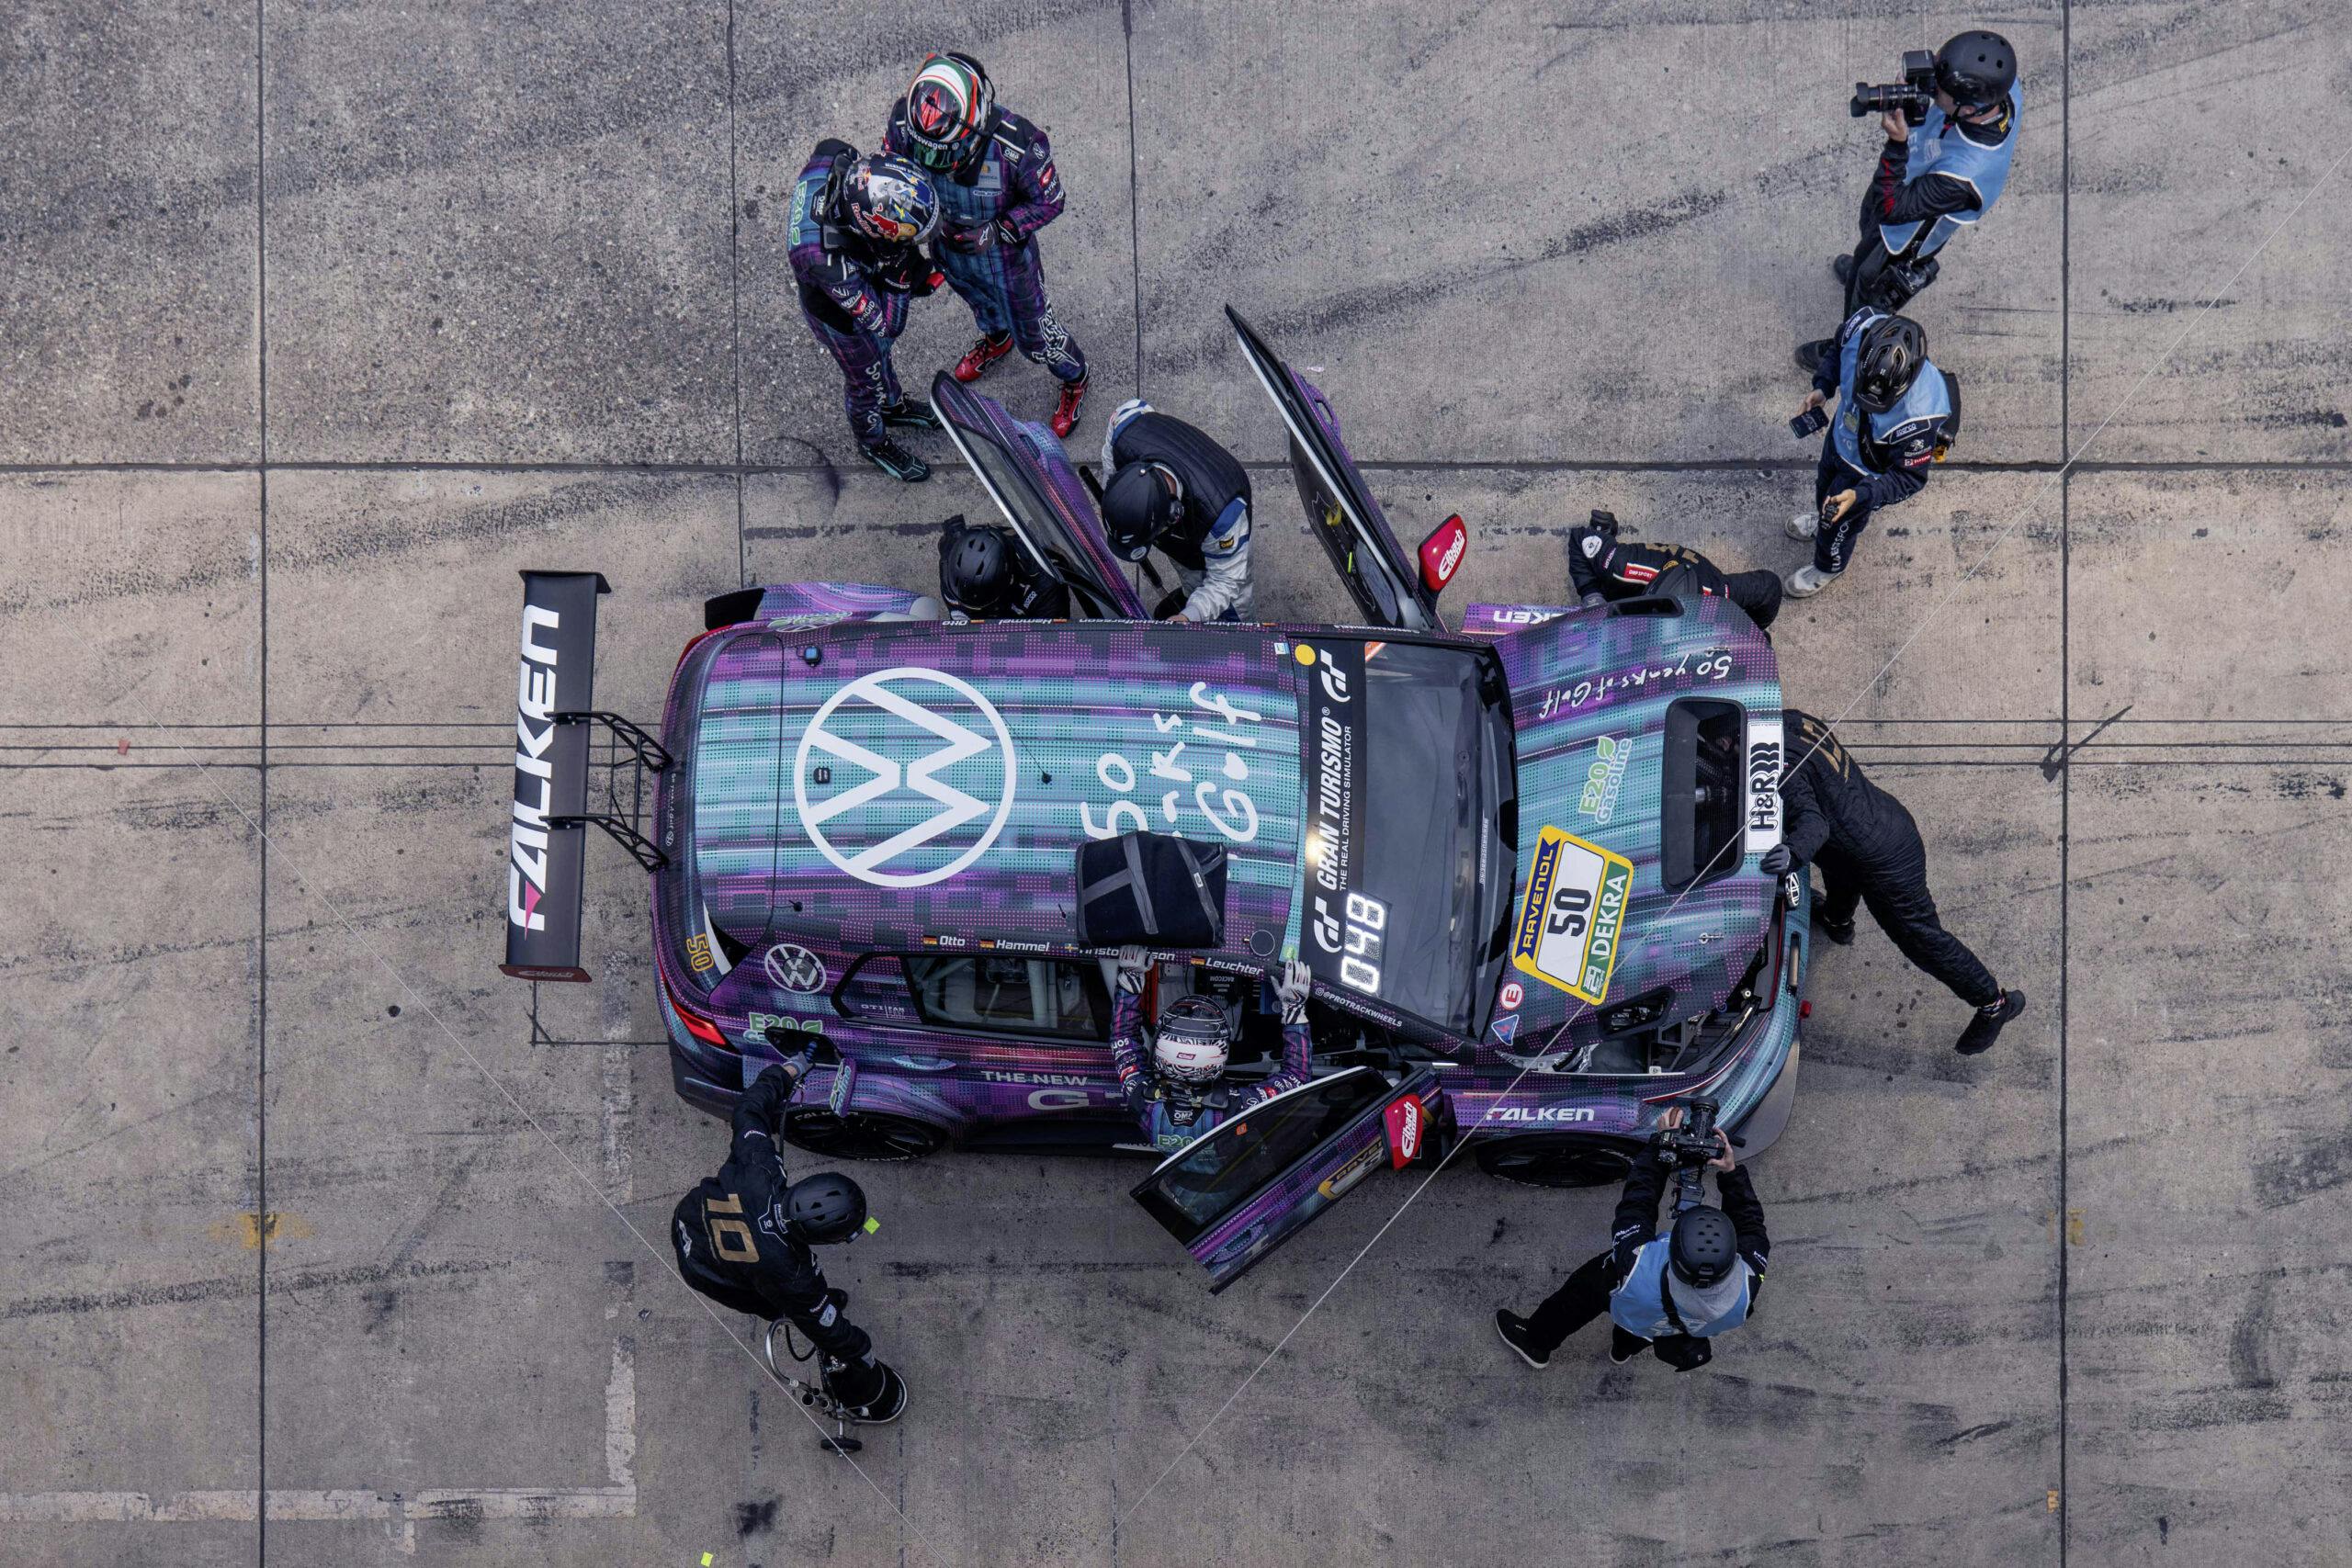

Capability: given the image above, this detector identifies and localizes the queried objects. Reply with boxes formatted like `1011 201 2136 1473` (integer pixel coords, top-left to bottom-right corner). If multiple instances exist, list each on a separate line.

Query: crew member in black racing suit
1566 510 1781 631
1763 708 2027 1055
672 1057 908 1422
936 513 1070 621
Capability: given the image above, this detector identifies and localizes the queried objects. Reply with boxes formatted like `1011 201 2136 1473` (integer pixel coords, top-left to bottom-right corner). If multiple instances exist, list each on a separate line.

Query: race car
504 311 1810 1291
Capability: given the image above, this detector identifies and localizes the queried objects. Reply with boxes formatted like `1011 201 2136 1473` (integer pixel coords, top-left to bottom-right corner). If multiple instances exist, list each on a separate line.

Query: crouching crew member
937 513 1069 621
1496 1110 1769 1371
1100 400 1254 621
885 52 1089 437
1111 949 1312 1154
1784 310 1956 598
1568 509 1782 630
1764 707 2028 1055
672 1055 908 1424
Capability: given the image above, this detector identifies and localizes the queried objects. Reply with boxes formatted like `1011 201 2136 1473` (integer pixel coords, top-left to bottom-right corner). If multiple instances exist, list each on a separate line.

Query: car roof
684 616 1306 966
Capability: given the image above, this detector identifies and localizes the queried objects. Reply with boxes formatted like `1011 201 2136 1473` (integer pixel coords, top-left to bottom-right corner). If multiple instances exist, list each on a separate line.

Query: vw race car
505 312 1810 1291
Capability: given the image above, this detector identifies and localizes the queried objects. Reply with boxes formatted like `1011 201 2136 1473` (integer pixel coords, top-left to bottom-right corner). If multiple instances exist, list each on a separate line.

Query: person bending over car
1495 1109 1769 1372
1566 509 1781 631
936 513 1069 621
1763 707 2027 1055
1099 400 1255 622
1111 948 1312 1154
672 1056 908 1424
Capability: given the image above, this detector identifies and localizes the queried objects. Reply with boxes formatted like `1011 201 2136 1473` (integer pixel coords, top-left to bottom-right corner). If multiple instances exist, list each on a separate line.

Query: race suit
1566 521 1782 630
1108 979 1312 1155
1521 1154 1769 1370
937 513 1071 620
1844 83 2022 315
1101 400 1253 621
1778 708 2002 1008
1810 308 1956 577
671 1064 887 1402
787 139 938 447
882 103 1085 384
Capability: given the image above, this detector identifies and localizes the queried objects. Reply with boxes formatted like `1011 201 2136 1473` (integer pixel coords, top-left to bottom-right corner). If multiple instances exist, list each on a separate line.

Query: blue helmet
842 154 941 249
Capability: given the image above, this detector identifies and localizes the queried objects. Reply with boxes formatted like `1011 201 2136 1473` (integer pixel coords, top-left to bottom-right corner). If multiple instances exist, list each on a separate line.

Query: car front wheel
780 1106 949 1162
1475 1135 1635 1190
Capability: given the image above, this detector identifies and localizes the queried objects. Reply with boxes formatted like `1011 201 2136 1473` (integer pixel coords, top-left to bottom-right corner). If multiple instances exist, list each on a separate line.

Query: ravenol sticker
1510 827 1634 1003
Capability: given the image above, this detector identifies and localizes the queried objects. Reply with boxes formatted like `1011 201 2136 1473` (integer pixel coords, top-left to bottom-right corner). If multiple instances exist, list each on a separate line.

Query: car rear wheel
781 1106 948 1163
1475 1136 1635 1190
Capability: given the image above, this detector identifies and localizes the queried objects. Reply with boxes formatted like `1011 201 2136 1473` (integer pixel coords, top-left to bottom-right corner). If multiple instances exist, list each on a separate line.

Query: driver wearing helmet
1109 949 1314 1154
935 513 1069 621
787 139 946 482
1495 1107 1770 1372
883 52 1090 439
1782 309 1954 598
671 1056 909 1423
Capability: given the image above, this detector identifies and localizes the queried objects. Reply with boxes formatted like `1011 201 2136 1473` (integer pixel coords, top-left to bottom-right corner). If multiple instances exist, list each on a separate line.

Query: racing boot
1955 989 2028 1056
1832 254 1855 287
1794 339 1836 377
1784 565 1836 598
951 332 1014 383
879 400 943 433
1049 372 1089 439
1785 511 1818 541
1494 1310 1550 1370
860 437 930 483
1816 912 1856 946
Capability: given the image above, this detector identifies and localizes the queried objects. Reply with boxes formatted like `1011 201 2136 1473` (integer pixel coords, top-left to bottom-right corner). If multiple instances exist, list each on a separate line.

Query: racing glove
941 223 993 254
992 216 1023 250
1275 959 1313 1025
1115 946 1150 994
1759 844 1793 875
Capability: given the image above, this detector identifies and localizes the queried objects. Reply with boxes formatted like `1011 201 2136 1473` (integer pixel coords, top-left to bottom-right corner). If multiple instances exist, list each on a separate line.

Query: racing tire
780 1105 948 1163
1475 1135 1636 1190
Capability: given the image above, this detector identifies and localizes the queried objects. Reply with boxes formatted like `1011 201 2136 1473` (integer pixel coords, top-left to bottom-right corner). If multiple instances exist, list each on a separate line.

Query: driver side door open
1129 1065 1450 1292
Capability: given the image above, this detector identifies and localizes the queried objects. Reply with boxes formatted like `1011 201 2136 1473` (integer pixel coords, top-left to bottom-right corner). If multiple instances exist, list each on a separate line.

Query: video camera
1651 1098 1724 1172
1851 50 1937 125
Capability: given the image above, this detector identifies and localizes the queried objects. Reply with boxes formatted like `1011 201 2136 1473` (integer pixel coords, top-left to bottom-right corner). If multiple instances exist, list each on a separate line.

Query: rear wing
501 570 673 983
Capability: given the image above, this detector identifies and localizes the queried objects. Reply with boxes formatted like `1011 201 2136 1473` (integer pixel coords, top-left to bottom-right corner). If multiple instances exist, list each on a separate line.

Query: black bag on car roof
1073 831 1227 948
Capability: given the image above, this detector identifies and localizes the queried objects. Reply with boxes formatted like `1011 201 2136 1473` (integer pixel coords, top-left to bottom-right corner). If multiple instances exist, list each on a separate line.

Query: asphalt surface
3 2 2348 1564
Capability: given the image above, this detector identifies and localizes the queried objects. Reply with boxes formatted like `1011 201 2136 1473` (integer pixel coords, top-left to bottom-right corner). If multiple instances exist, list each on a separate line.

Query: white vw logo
763 943 826 995
793 668 1017 888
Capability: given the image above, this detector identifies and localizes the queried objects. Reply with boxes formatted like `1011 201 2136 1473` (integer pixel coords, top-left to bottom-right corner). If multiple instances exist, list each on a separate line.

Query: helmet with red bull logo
842 153 941 249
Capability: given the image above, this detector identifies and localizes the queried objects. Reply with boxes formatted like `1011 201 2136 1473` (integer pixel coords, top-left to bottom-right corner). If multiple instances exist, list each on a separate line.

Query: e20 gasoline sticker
1510 827 1634 1003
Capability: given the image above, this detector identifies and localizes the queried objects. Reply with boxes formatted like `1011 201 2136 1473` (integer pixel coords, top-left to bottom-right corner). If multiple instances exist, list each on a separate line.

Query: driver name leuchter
508 601 562 934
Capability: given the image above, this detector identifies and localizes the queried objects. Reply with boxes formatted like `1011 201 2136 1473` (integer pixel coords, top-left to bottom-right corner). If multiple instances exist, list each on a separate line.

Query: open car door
930 372 1148 619
1227 307 1464 632
1131 1065 1449 1292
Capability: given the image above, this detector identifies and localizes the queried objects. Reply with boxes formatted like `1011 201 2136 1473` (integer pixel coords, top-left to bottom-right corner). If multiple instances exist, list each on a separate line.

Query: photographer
1495 1108 1769 1372
1567 510 1781 631
1798 29 2019 375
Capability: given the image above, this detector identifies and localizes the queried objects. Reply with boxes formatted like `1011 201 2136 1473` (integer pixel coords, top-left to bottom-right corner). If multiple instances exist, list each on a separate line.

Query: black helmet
840 153 940 249
1669 1206 1738 1289
785 1170 869 1245
1853 314 1928 414
1935 30 2016 111
1102 462 1179 560
940 518 1018 614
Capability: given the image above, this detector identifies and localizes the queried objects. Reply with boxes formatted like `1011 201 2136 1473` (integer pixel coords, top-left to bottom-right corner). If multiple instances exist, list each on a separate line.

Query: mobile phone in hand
1790 407 1829 439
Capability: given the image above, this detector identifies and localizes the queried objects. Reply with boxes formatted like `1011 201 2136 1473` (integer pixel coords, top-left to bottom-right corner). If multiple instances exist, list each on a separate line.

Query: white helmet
1151 995 1232 1087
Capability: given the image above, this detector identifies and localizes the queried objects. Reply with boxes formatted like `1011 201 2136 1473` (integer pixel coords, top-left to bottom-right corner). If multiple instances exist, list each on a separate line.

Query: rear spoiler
501 570 610 982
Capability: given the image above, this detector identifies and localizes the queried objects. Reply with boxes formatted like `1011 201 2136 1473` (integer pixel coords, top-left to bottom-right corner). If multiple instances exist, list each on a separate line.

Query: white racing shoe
1784 565 1836 598
1785 511 1818 541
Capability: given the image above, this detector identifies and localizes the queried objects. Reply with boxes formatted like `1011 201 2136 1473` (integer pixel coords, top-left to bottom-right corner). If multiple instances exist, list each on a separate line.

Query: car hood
679 618 1306 964
1471 597 1783 1057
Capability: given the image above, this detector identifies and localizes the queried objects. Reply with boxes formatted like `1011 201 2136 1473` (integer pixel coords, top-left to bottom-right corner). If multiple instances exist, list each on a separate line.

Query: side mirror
1418 513 1468 595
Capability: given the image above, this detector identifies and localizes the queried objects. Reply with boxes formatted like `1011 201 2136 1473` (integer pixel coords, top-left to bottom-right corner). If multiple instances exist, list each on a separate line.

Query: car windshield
1296 638 1499 1034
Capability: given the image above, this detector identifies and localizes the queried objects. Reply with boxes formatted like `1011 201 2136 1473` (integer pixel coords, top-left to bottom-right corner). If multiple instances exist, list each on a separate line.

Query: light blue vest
1609 1235 1754 1340
1832 311 1953 473
1879 82 2021 258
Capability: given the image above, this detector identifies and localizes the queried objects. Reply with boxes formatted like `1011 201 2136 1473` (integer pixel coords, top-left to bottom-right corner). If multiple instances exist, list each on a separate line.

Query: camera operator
1495 1108 1769 1372
1797 30 2019 376
1567 510 1781 631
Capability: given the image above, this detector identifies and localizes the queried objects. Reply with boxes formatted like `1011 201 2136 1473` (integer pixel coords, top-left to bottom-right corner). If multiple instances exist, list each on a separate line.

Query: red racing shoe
951 332 1013 383
1049 373 1088 438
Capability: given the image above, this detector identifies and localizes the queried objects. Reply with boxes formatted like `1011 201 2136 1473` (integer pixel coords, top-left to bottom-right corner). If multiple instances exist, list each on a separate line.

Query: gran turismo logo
793 668 1017 888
